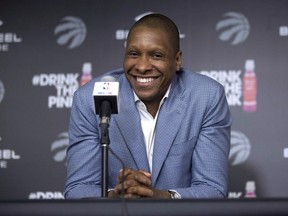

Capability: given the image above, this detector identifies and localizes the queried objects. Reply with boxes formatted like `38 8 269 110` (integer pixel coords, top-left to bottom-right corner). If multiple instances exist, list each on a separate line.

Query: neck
144 100 161 118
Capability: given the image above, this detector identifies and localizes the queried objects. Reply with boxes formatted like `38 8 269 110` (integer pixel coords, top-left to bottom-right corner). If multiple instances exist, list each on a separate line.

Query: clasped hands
108 168 171 199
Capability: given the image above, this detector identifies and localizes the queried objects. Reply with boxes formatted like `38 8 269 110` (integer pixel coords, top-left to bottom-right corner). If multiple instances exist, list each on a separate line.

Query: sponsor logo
229 130 251 165
32 73 79 109
32 63 92 109
199 60 257 111
200 70 242 106
54 16 87 49
279 26 288 36
0 137 21 169
228 192 242 199
0 20 23 52
216 12 250 45
51 132 69 163
0 80 4 103
29 191 64 199
116 12 186 46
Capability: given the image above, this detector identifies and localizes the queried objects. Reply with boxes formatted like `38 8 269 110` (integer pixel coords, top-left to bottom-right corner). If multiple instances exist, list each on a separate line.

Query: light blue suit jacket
64 68 232 199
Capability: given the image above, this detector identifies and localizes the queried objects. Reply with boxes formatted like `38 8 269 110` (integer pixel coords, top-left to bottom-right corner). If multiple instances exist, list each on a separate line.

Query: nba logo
102 82 110 90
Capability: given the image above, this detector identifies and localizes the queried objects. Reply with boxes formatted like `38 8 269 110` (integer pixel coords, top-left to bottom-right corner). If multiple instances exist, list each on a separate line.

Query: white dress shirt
133 86 171 172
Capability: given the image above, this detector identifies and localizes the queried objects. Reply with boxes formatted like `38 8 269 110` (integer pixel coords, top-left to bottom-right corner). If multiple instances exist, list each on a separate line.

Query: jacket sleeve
64 87 102 199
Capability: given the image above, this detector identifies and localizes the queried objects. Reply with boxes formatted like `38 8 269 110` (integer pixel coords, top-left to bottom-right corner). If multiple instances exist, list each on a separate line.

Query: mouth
131 76 160 89
136 77 156 83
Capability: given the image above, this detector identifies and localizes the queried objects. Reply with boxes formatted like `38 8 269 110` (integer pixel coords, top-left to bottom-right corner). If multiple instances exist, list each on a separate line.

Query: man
64 14 232 199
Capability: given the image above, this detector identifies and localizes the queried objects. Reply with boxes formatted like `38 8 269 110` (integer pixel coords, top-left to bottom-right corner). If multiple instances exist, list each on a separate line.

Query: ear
175 50 182 71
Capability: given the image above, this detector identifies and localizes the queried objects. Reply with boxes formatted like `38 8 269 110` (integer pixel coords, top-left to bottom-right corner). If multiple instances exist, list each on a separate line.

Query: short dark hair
127 14 180 54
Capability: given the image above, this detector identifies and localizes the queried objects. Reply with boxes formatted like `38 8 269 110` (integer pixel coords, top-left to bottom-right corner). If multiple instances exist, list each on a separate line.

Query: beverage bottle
242 60 257 112
80 63 92 86
244 181 257 198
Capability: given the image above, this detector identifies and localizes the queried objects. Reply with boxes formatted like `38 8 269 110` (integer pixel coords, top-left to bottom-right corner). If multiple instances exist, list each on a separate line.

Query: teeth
137 77 155 83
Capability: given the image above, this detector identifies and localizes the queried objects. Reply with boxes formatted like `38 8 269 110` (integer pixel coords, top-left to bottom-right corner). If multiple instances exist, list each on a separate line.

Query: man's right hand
110 168 152 198
109 168 171 199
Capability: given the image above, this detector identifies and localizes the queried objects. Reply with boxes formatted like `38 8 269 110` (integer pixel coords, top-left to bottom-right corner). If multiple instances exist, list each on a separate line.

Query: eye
152 52 164 59
127 51 139 57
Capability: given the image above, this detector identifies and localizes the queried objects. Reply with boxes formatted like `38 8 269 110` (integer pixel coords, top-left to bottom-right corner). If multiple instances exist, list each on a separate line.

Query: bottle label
243 71 257 112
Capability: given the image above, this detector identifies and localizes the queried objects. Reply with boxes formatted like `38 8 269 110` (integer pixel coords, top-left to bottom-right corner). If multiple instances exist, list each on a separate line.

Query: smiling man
124 17 181 118
65 14 232 199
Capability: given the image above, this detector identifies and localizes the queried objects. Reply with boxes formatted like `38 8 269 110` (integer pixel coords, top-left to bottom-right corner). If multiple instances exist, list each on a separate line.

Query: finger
125 186 154 197
116 169 152 193
114 178 139 194
133 172 152 186
117 168 137 183
117 168 151 185
139 170 152 177
124 193 141 199
108 190 120 198
123 170 151 186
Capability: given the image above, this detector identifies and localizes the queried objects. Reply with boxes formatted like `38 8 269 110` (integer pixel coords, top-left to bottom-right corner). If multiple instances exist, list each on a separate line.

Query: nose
135 55 152 73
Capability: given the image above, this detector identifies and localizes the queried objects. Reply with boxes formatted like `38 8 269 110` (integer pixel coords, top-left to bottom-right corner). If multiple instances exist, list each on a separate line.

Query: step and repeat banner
0 0 288 200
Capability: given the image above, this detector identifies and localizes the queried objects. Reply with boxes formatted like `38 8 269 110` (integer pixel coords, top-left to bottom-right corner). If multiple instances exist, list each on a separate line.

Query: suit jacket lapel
114 76 150 171
113 73 187 179
152 76 187 184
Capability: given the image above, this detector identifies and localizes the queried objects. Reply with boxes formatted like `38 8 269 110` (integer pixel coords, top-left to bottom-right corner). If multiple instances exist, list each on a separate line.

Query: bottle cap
245 60 255 70
82 62 92 73
245 181 256 191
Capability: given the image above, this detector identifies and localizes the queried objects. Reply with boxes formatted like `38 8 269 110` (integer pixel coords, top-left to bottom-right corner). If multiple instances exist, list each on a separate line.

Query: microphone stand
99 101 111 198
100 120 109 197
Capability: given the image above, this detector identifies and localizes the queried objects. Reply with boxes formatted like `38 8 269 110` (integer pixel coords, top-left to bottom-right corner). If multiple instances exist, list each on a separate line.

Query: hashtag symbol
29 193 36 199
32 75 40 86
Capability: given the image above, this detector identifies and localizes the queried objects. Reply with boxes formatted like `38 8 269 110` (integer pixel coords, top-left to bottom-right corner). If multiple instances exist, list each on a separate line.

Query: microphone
93 76 119 125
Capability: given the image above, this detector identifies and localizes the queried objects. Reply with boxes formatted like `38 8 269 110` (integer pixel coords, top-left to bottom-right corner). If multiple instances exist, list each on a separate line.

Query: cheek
161 69 176 86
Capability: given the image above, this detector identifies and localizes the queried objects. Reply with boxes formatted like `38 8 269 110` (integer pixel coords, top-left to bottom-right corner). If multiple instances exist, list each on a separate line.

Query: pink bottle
245 181 257 198
80 63 92 87
242 60 257 112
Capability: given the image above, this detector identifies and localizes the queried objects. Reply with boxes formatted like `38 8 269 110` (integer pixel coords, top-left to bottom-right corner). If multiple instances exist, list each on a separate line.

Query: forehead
127 26 172 49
